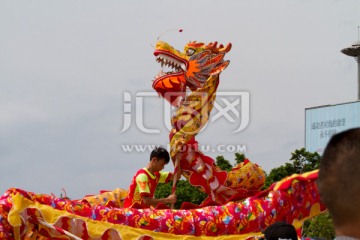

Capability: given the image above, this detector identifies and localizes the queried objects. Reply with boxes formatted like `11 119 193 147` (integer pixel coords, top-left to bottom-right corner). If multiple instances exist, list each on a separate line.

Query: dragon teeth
180 63 186 71
156 54 185 72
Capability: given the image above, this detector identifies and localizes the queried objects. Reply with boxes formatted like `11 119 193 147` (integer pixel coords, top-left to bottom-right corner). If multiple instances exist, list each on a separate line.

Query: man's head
318 128 360 228
264 221 298 240
150 146 170 163
149 146 170 172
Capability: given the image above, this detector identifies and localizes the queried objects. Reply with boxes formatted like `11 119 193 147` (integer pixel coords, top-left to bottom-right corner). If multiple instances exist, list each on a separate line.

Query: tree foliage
264 148 321 189
215 155 233 172
155 179 207 209
302 211 335 239
174 180 207 208
235 152 246 164
264 163 296 189
290 148 321 173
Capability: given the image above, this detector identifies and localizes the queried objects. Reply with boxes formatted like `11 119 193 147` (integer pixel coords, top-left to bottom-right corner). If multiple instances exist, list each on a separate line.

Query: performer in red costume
124 146 179 208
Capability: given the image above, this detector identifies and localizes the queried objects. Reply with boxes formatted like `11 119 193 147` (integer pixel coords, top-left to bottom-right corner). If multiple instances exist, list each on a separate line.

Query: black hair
264 221 297 240
150 146 170 164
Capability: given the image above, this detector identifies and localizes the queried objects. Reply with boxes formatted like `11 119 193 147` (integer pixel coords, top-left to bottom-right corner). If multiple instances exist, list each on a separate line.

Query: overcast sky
1 0 359 199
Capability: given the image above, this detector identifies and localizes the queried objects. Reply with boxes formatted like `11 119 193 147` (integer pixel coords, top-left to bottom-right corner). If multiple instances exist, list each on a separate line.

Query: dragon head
152 40 231 106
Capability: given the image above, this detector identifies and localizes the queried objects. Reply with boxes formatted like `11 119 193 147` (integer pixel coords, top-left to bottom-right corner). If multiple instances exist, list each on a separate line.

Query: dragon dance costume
0 39 326 239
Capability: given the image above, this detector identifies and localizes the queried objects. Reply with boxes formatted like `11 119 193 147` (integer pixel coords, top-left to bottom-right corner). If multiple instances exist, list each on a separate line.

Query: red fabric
154 203 171 209
0 171 326 238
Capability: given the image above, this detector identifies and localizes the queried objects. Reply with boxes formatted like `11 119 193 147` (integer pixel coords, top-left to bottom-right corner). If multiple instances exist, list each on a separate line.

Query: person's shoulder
135 168 147 174
136 172 149 182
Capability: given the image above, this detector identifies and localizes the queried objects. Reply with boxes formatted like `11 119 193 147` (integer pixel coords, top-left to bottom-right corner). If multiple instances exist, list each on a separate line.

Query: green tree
264 148 321 189
290 148 321 173
215 155 232 172
174 180 207 208
235 152 246 165
155 180 207 209
263 163 296 189
302 212 335 239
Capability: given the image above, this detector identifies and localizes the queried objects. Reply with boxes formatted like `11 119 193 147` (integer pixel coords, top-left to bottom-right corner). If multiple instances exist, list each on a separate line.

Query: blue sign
305 101 360 154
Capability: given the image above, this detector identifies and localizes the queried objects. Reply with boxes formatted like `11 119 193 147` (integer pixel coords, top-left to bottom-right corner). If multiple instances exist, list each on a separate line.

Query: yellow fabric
226 161 265 189
170 75 218 160
83 188 128 208
158 171 170 183
273 169 319 191
292 203 322 229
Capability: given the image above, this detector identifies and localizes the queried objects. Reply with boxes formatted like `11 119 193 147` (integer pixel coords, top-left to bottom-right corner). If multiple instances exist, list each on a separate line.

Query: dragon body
153 40 265 204
0 40 326 239
0 171 324 239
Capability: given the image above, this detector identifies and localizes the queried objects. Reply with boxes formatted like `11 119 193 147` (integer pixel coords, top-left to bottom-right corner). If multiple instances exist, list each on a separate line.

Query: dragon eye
186 48 195 56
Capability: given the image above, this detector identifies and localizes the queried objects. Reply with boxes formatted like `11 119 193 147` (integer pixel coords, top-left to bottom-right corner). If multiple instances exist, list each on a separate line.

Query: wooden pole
170 156 181 209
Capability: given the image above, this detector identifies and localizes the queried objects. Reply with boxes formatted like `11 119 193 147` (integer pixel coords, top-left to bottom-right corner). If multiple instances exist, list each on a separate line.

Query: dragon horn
205 42 232 53
219 43 232 53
